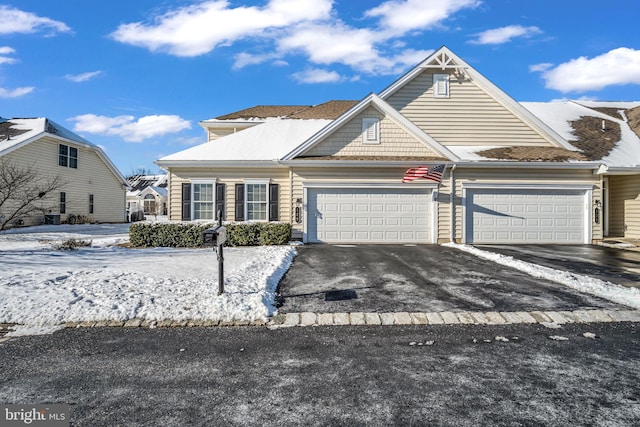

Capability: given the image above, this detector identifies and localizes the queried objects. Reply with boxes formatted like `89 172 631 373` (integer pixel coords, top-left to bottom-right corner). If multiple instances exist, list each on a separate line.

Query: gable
300 106 445 159
386 68 554 147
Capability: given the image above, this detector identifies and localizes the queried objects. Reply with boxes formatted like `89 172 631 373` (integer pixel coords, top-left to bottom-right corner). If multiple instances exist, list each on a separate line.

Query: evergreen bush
129 222 292 248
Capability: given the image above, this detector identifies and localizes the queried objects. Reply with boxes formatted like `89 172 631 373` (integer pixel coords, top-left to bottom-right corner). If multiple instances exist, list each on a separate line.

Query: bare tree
0 158 64 230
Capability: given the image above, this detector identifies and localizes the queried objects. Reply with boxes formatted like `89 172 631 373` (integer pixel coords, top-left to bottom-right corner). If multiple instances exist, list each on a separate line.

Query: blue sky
2 0 640 175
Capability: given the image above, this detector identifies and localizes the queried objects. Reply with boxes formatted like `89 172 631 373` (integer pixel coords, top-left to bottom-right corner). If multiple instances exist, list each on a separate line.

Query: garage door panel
467 189 586 244
308 188 432 243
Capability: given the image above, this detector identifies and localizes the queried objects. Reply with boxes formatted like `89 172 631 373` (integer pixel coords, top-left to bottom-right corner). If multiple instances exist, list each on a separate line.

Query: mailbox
203 225 227 247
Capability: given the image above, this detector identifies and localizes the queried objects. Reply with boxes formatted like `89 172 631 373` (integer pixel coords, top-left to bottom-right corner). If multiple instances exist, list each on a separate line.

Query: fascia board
453 161 601 169
155 159 285 168
279 159 450 167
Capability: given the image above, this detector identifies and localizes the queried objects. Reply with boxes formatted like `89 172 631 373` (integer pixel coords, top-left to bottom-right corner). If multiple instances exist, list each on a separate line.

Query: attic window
58 144 78 169
362 118 380 144
433 74 450 98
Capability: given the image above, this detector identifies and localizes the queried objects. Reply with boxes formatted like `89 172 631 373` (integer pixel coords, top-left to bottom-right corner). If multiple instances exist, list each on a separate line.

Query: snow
158 118 331 162
522 100 640 167
0 223 296 336
0 118 92 155
445 243 640 310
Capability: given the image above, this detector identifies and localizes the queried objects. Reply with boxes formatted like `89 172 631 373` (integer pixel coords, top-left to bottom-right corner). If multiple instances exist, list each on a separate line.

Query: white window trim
190 179 216 221
244 179 270 222
362 118 380 145
433 73 449 98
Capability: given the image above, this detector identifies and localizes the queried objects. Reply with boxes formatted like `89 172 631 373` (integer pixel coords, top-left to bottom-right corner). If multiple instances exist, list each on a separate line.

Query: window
433 74 450 98
246 183 268 221
89 194 94 214
192 183 214 220
60 192 66 214
362 118 379 144
143 194 156 215
235 182 278 222
58 144 78 169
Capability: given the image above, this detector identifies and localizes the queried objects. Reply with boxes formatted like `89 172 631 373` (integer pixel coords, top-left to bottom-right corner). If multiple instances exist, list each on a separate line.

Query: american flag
402 164 445 183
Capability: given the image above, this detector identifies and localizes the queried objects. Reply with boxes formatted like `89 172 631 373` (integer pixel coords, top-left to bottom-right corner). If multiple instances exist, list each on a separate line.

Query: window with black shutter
181 183 191 220
269 183 279 221
215 183 226 220
234 183 245 221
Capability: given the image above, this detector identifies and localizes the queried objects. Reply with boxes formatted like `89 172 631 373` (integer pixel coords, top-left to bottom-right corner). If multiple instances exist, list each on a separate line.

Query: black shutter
215 183 226 221
269 183 279 222
234 183 245 221
181 183 191 221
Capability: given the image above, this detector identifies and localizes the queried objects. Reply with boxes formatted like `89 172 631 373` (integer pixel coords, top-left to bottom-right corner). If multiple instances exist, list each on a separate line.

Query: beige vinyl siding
386 70 553 147
449 168 601 243
207 128 236 142
625 200 640 238
167 167 290 222
608 175 640 237
304 106 439 158
206 124 257 142
1 136 125 225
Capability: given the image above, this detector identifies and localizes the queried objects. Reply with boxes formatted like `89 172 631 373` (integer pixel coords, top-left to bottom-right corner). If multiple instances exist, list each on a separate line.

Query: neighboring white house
0 117 128 228
157 46 640 244
126 174 168 220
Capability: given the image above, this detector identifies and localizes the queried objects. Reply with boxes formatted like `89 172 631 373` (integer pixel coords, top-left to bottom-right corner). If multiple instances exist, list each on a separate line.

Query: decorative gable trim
379 46 577 152
282 93 459 161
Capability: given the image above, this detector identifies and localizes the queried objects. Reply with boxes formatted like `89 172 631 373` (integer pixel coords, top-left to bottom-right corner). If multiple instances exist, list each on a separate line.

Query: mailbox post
202 212 227 295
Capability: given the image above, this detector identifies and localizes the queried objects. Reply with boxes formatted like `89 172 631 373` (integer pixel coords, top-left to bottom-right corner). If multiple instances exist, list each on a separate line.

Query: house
126 174 168 220
157 46 640 244
0 117 128 227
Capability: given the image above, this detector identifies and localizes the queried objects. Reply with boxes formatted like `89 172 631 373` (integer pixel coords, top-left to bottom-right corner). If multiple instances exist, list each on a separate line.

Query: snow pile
445 243 640 310
0 224 296 336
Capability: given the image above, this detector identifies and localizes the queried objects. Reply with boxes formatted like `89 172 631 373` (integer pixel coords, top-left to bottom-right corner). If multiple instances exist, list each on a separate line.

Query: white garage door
307 188 433 243
466 188 587 244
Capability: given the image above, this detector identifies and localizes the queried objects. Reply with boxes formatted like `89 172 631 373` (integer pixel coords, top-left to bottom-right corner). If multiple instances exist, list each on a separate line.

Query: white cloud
0 6 71 36
65 71 103 83
292 68 342 83
469 25 542 45
110 0 332 57
0 86 34 98
366 0 480 36
69 114 192 142
529 62 553 73
538 48 640 93
278 23 432 75
109 0 469 81
0 46 16 65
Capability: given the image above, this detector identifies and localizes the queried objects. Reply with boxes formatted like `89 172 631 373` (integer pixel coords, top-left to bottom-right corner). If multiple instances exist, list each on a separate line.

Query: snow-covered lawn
0 223 296 336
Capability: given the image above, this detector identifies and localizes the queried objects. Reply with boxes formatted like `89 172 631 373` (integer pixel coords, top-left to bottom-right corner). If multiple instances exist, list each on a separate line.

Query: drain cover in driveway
325 289 358 301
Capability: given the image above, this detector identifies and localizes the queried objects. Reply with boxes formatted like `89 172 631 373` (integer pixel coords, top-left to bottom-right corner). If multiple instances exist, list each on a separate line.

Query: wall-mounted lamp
295 198 303 224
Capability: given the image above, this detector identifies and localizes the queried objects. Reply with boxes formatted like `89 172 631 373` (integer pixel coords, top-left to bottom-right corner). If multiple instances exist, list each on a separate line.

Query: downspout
449 164 457 243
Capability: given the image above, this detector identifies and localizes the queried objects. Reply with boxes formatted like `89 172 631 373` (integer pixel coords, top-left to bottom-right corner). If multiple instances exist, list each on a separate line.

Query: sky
1 0 640 175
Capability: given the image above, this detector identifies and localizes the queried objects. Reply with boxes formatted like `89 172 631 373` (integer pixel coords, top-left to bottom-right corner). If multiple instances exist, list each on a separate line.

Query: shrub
54 238 92 250
129 222 292 248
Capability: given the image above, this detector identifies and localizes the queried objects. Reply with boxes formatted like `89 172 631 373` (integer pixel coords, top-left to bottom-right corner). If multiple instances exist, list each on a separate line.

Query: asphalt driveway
476 245 640 288
277 245 626 314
